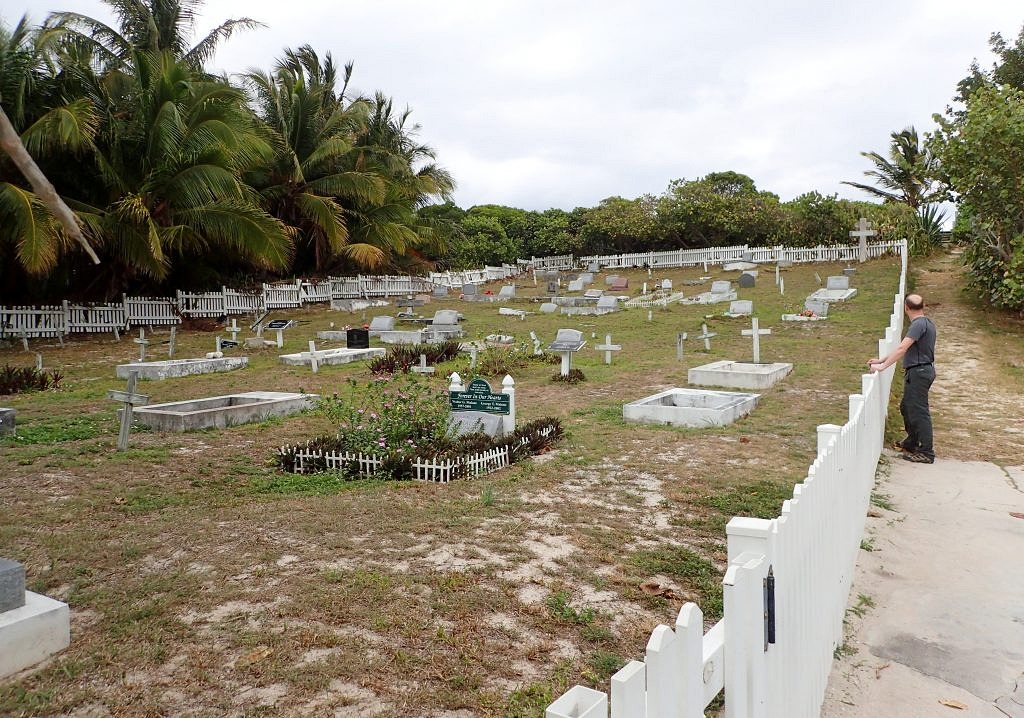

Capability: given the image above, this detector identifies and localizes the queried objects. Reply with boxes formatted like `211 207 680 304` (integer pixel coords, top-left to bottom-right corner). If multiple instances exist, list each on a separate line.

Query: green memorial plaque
450 378 510 415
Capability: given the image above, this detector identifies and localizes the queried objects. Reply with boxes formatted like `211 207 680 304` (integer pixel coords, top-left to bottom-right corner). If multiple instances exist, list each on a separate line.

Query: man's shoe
902 452 934 464
893 439 915 452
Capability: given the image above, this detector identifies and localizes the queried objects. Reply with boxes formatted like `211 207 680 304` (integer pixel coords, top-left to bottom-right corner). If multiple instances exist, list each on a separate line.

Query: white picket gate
548 240 908 718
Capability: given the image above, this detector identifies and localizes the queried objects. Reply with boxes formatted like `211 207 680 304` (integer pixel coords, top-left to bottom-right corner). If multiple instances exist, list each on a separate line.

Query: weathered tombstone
449 374 514 435
0 408 15 437
227 319 240 343
595 334 621 364
738 273 756 289
347 328 370 349
265 319 294 348
548 329 586 376
661 279 673 291
804 299 830 317
307 340 319 374
587 262 600 273
529 331 543 355
777 259 793 269
411 354 435 375
579 272 594 284
497 285 516 300
369 316 396 334
741 317 772 363
167 326 176 358
0 558 25 613
779 276 785 295
843 267 857 277
610 276 629 291
432 284 448 298
547 281 559 295
462 284 479 298
539 303 558 314
432 309 460 326
698 323 717 351
107 371 149 451
567 279 585 292
676 332 688 360
711 280 732 295
449 411 504 438
729 300 753 316
583 289 604 300
596 296 618 312
134 328 149 362
605 275 620 286
827 275 850 291
850 217 876 263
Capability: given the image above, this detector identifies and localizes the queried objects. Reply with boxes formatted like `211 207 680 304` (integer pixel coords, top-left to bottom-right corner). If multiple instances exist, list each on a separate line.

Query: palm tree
843 127 942 210
243 46 385 273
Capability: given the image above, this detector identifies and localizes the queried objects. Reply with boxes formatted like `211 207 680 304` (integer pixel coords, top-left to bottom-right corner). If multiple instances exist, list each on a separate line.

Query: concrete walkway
822 455 1024 717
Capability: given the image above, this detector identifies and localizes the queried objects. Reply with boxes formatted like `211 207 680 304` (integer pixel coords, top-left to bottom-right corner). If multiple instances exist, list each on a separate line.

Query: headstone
347 328 370 349
107 372 149 451
596 296 618 311
827 276 850 291
265 318 294 348
411 354 435 375
779 276 785 295
661 279 673 291
584 289 604 300
497 285 516 299
449 411 504 438
697 323 717 351
219 340 238 349
168 326 176 358
545 270 560 280
567 279 585 292
579 272 594 284
729 300 753 316
462 284 479 297
432 309 460 326
227 319 240 343
547 281 559 295
605 275 620 286
843 267 857 277
588 262 600 273
595 334 622 364
850 217 876 263
804 299 830 317
610 277 629 291
529 331 543 355
449 377 511 415
307 340 319 373
676 332 688 361
539 303 557 314
738 273 756 289
647 310 653 322
369 316 396 333
548 329 586 376
642 282 648 294
741 317 772 364
0 558 26 612
432 284 448 298
0 408 15 437
133 328 149 362
711 280 732 295
777 259 793 268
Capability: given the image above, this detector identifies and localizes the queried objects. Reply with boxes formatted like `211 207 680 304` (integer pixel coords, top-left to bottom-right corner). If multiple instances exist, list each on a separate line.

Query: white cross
779 276 785 295
308 340 318 373
850 217 876 263
697 323 717 351
228 319 240 343
107 371 149 451
134 328 149 362
741 317 772 364
529 331 542 355
412 353 435 374
595 334 622 365
676 332 688 361
647 310 653 322
775 265 780 286
168 326 176 358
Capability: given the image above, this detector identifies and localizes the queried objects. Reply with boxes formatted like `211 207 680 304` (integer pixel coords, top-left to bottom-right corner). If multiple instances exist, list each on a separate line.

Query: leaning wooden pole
0 105 101 265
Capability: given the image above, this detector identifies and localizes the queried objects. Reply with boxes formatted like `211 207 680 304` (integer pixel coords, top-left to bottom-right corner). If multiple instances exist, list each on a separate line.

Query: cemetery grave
623 387 760 427
0 255 916 717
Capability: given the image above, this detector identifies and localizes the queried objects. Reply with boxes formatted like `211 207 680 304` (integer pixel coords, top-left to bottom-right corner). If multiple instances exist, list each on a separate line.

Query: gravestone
369 316 396 334
548 329 586 376
698 323 717 350
595 334 622 364
724 261 758 272
579 272 594 284
567 279 585 292
610 277 629 291
411 354 435 374
133 328 150 362
462 284 479 298
545 270 560 280
108 372 149 451
265 319 295 348
432 284 448 298
827 276 850 291
605 275 620 286
347 328 370 349
433 309 460 326
588 262 600 273
850 217 876 263
497 285 516 300
804 299 830 317
547 281 559 294
0 408 14 437
0 558 25 612
777 259 793 268
661 279 673 291
596 296 618 312
738 273 756 289
728 300 753 316
539 303 558 314
529 331 543 355
711 280 732 294
0 556 71 680
843 267 857 277
584 289 604 300
676 332 688 360
741 317 772 363
450 411 504 438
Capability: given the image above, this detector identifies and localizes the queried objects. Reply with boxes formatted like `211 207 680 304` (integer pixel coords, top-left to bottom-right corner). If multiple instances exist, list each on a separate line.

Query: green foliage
545 591 596 625
657 173 785 248
446 214 520 269
466 342 558 378
842 127 944 210
0 364 62 394
551 368 586 384
783 192 857 246
630 545 724 620
367 340 461 374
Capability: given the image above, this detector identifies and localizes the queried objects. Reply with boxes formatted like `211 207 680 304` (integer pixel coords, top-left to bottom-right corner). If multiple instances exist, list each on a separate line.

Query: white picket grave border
547 239 908 718
299 280 332 303
530 254 576 271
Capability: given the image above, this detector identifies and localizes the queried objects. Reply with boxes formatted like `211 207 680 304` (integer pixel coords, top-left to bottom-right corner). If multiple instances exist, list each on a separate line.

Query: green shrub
0 365 63 395
551 368 586 384
368 340 461 374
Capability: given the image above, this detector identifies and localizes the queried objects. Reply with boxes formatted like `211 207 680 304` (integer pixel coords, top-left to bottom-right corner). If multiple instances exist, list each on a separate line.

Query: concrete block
0 559 25 612
116 357 248 381
688 360 793 390
0 591 70 679
623 388 760 427
129 392 317 432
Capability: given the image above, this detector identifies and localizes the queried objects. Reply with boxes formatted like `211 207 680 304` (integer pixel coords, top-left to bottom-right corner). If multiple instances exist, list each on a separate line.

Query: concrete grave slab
116 357 248 381
368 316 396 334
726 300 753 316
497 285 516 299
723 261 758 271
330 298 389 312
539 303 558 314
279 347 384 367
807 287 858 303
378 330 426 344
579 272 594 284
0 590 70 679
623 387 760 428
688 360 793 390
567 279 585 292
131 391 317 432
605 275 620 286
711 280 732 294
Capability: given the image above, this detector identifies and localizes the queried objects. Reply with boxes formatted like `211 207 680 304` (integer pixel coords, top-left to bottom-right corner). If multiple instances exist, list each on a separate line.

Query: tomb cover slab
688 360 793 390
807 287 858 303
131 391 317 431
116 357 248 381
278 348 384 367
623 388 760 427
0 591 70 679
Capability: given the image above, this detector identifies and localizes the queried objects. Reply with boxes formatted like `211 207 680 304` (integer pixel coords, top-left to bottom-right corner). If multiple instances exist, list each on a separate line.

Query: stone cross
228 319 240 343
815 272 822 285
468 344 479 369
595 334 622 365
168 326 176 358
412 353 435 375
741 317 772 364
775 265 780 286
697 323 717 351
107 371 149 451
134 328 149 362
676 332 688 361
308 340 319 373
850 217 876 263
642 282 648 295
215 336 223 354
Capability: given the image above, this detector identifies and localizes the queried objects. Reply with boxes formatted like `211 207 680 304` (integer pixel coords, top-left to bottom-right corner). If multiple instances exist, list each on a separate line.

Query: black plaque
265 319 293 330
219 340 239 349
347 328 370 349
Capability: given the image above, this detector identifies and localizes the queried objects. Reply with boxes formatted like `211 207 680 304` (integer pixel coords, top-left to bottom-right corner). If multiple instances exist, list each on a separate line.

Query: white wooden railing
547 239 908 718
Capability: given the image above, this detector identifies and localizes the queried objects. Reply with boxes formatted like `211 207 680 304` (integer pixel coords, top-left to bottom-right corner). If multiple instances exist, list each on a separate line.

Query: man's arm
868 336 916 373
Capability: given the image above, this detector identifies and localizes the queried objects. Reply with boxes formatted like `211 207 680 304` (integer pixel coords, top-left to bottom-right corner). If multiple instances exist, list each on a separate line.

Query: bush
368 340 462 374
551 368 586 384
0 365 63 395
467 342 560 377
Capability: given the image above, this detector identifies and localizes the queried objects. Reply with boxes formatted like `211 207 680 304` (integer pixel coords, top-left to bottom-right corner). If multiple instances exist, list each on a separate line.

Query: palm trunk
0 105 101 265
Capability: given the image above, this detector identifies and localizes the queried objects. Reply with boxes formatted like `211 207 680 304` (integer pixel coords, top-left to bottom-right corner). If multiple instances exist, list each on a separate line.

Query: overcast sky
19 0 1024 211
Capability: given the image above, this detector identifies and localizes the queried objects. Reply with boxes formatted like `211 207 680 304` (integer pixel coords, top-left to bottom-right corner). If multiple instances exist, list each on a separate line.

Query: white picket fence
548 240 908 718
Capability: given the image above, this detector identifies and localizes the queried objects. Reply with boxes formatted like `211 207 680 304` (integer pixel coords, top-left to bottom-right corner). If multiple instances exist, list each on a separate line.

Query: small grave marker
548 329 586 376
595 334 622 365
850 217 876 263
738 273 755 289
107 371 149 451
347 328 370 349
134 328 150 362
411 354 435 375
228 319 240 343
308 340 319 373
529 331 542 355
779 276 785 295
741 317 772 364
265 319 294 348
814 272 822 285
698 323 717 351
676 332 688 360
648 310 653 322
168 326 176 358
34 353 42 371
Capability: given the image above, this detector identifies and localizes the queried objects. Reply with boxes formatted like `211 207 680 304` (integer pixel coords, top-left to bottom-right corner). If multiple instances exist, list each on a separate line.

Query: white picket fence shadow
548 241 908 718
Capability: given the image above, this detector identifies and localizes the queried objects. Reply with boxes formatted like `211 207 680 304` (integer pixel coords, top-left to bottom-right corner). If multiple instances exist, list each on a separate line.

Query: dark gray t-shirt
903 316 936 368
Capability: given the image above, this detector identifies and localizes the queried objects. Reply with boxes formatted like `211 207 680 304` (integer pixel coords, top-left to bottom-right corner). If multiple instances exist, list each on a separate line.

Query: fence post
816 424 842 457
448 372 465 393
501 375 516 435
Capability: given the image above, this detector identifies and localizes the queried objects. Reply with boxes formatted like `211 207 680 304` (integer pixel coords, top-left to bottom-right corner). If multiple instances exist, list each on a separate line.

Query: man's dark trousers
900 364 935 459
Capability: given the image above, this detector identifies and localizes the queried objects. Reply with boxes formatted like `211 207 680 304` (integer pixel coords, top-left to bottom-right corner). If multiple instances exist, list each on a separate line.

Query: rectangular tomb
807 287 858 303
688 360 793 390
131 391 317 432
116 357 248 381
279 348 384 367
623 388 760 428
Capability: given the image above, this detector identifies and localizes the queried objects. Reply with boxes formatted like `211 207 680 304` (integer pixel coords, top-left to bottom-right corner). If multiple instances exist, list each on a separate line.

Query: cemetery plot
278 347 384 367
623 387 760 427
115 356 248 380
132 391 316 431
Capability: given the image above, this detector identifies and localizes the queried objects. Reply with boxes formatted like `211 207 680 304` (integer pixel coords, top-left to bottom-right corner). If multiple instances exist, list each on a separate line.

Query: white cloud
19 0 1024 210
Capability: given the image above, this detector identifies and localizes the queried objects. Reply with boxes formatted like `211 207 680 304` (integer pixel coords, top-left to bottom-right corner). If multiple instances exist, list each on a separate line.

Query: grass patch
250 473 394 496
695 480 794 533
2 414 111 445
630 546 724 620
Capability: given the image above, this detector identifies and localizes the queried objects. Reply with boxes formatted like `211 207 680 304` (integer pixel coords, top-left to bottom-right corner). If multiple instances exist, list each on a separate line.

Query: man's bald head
905 294 925 311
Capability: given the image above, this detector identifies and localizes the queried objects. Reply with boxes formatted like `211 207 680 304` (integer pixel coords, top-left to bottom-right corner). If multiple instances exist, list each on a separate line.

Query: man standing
868 293 937 463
